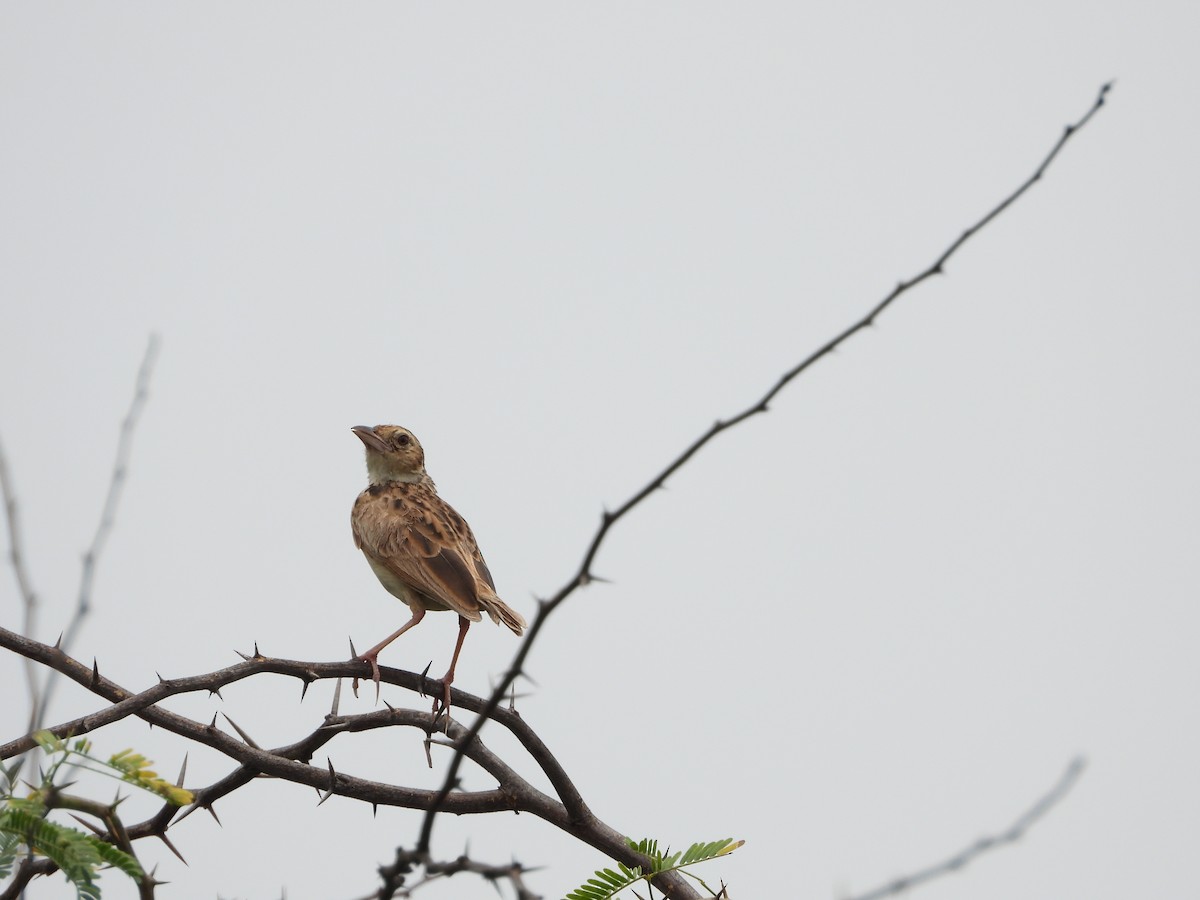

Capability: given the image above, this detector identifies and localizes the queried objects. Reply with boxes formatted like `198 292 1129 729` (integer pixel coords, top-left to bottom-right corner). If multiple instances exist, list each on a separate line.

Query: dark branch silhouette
0 85 1113 899
414 81 1113 857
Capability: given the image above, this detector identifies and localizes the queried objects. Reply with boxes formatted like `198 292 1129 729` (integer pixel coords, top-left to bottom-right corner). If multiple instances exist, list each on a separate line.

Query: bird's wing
436 504 497 592
352 485 485 621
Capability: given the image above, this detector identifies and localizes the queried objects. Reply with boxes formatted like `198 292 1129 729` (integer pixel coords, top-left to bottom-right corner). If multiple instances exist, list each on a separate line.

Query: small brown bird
350 425 525 714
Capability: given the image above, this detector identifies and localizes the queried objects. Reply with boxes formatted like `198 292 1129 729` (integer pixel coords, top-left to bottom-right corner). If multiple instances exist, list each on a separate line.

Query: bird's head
352 425 430 485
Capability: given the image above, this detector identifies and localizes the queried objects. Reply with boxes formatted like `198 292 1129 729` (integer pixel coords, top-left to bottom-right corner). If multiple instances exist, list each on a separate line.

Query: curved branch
848 758 1086 900
0 633 591 824
0 628 690 892
417 82 1114 857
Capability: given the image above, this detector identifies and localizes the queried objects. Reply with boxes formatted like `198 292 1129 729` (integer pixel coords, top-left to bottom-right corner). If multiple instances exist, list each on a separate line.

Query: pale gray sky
2 3 1198 899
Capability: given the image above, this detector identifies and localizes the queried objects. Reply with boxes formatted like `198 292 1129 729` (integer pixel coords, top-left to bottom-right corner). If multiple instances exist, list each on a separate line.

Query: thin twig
35 334 159 730
846 757 1086 900
0 433 40 731
416 82 1114 857
365 846 541 900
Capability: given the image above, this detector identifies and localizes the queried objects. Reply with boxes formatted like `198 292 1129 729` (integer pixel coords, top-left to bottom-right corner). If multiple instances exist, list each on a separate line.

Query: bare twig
365 846 541 900
0 433 40 729
846 757 1086 900
416 82 1114 859
35 334 159 729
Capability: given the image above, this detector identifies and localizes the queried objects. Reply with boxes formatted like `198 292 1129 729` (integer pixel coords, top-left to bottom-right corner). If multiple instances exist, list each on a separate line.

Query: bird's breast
363 552 452 613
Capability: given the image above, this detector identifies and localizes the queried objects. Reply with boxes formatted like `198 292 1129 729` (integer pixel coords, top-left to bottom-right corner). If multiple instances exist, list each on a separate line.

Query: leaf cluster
0 801 142 899
0 732 193 898
565 837 743 900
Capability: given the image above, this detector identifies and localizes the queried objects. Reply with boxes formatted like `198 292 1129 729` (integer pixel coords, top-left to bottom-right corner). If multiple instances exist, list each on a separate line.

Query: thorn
90 658 100 688
371 803 378 818
157 831 188 865
317 758 337 806
208 687 224 700
234 649 251 661
69 813 105 836
423 736 434 769
172 802 198 824
156 671 167 684
205 804 222 827
53 632 63 650
348 637 358 658
418 661 432 698
382 699 396 713
330 679 342 717
222 714 261 749
587 574 613 585
208 713 219 729
253 641 261 657
300 679 311 702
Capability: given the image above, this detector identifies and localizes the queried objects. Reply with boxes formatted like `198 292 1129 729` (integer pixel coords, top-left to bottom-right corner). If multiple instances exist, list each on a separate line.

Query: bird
350 424 525 717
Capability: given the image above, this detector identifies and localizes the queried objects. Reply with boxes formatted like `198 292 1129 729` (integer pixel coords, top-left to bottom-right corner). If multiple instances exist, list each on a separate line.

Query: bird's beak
351 425 390 453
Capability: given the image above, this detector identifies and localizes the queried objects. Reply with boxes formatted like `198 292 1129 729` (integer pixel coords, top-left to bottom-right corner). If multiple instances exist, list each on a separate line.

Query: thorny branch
846 758 1087 900
415 81 1114 856
0 629 698 896
0 84 1113 899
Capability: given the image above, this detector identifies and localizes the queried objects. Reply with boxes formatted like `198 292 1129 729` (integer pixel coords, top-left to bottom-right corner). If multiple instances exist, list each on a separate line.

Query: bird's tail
481 595 527 636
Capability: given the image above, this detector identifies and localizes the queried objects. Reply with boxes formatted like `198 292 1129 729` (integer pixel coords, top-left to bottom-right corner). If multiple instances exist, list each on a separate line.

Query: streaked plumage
350 424 524 712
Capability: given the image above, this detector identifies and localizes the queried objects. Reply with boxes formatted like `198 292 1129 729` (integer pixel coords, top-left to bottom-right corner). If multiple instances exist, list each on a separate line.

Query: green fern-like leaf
566 837 742 900
1 807 98 893
0 805 144 898
89 838 144 880
678 838 743 866
0 829 20 879
564 864 644 900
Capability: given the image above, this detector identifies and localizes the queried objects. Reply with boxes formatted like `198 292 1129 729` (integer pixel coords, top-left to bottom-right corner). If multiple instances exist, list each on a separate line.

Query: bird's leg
354 607 425 702
434 616 471 726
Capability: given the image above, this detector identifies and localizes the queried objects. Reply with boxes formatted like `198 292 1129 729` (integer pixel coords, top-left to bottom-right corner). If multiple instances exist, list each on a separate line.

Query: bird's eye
396 434 411 446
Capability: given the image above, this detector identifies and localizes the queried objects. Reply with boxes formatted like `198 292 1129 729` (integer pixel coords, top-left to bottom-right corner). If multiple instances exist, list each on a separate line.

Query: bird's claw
431 681 453 732
352 653 382 704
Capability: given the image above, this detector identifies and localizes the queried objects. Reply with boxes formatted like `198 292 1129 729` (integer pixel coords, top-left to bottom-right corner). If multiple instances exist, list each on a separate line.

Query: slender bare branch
36 334 160 729
416 83 1114 859
363 846 541 900
846 758 1086 900
0 433 40 728
0 84 1113 900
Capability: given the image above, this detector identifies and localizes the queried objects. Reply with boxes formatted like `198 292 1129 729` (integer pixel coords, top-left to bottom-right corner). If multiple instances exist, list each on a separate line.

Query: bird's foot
431 681 453 732
352 652 383 703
